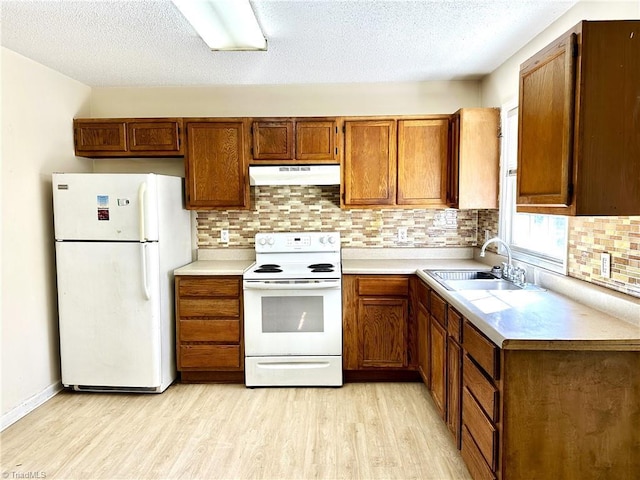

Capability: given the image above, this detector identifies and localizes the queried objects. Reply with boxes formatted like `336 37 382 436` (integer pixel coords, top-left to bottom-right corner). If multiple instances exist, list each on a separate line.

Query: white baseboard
1 381 63 431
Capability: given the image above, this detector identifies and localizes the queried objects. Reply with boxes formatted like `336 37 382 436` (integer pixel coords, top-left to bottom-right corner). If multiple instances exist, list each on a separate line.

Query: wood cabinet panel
447 337 462 448
358 297 408 368
184 120 249 210
178 298 240 318
175 276 244 375
128 120 182 153
357 277 409 296
179 345 241 369
517 20 640 215
343 120 397 206
447 306 462 343
178 278 240 297
252 120 295 160
448 109 500 209
397 119 449 206
463 322 499 380
417 304 430 386
462 388 498 470
429 291 447 327
178 320 240 342
461 426 496 480
74 118 183 157
429 317 447 419
296 120 337 162
74 120 127 153
463 355 499 423
517 34 575 207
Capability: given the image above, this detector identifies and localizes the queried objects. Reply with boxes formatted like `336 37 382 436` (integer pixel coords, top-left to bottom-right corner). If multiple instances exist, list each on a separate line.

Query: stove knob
328 236 336 244
267 237 275 245
319 236 326 244
258 237 267 246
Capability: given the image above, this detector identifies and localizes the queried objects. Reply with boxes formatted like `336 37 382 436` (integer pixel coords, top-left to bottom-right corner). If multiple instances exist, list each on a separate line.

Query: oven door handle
243 280 341 290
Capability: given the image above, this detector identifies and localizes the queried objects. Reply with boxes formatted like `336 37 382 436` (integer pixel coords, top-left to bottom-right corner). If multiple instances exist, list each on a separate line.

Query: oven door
243 279 342 356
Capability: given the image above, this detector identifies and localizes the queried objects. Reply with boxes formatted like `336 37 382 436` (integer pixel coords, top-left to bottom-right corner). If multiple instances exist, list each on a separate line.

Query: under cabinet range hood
249 165 340 186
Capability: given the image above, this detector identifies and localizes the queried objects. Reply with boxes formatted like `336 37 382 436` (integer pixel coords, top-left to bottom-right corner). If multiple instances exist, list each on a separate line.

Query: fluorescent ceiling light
172 0 267 51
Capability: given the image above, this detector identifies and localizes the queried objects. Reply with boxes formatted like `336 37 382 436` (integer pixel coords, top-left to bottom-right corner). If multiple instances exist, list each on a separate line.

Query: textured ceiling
0 0 579 87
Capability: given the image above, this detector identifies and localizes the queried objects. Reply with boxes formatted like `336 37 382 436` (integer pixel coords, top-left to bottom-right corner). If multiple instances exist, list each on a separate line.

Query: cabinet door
358 297 408 368
74 120 127 154
184 121 249 210
252 120 294 160
397 119 449 206
430 317 447 419
517 33 576 208
417 304 430 387
343 120 397 206
128 119 182 154
447 337 462 449
296 120 337 162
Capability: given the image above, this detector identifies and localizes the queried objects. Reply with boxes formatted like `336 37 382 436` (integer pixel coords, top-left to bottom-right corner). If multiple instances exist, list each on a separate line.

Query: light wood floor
1 382 471 480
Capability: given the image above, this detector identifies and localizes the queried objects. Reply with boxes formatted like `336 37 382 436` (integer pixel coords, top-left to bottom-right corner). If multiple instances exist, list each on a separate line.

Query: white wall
89 80 481 118
1 48 92 429
481 0 640 107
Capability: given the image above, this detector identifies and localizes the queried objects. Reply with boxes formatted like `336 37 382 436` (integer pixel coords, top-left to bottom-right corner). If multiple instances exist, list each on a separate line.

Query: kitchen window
498 102 568 274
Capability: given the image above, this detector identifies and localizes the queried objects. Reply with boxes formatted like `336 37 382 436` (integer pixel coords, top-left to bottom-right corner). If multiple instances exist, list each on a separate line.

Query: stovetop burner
254 264 283 273
308 263 335 273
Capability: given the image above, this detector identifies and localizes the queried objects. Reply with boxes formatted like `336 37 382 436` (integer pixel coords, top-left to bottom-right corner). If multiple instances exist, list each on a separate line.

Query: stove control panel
255 232 340 253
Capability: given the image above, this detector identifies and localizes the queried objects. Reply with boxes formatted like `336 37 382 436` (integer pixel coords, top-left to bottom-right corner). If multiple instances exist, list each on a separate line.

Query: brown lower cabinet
175 275 244 383
342 275 419 381
419 277 640 480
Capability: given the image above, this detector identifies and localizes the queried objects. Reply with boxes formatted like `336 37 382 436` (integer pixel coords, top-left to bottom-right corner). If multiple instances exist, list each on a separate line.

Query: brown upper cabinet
251 118 338 164
448 108 500 209
73 118 183 157
343 116 457 208
517 20 640 216
184 119 250 210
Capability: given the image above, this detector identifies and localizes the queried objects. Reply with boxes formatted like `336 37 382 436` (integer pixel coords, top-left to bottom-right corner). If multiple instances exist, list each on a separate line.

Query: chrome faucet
480 237 512 267
480 237 526 285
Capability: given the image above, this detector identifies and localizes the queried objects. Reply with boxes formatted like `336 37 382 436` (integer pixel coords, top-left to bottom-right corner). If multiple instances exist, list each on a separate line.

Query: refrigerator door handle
138 182 147 241
141 243 151 300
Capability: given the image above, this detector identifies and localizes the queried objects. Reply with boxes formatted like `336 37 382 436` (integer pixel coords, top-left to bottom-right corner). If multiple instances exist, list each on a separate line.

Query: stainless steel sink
423 270 543 292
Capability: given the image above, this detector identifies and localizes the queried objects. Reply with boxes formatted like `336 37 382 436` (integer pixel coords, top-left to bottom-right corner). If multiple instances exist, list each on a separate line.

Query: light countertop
175 248 640 351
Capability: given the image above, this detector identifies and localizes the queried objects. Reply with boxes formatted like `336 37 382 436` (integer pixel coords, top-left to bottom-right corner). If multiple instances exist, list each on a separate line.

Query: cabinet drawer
179 345 241 369
447 306 462 342
463 354 499 422
358 277 409 296
179 298 240 318
430 290 447 327
178 277 240 297
417 281 429 309
179 319 240 342
463 321 499 380
461 426 496 480
462 388 498 470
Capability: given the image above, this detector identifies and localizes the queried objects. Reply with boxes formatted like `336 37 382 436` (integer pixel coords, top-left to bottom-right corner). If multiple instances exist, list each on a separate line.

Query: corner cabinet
342 275 418 380
448 108 500 209
175 275 244 383
342 117 450 208
74 118 183 157
184 119 251 210
251 118 339 164
517 20 640 215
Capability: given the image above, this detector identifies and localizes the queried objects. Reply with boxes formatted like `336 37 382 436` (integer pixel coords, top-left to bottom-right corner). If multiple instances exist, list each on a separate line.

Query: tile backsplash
196 186 640 299
569 216 640 297
197 185 483 248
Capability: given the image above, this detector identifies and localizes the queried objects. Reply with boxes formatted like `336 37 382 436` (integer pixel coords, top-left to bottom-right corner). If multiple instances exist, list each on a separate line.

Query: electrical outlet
600 252 611 278
220 229 229 243
397 227 408 242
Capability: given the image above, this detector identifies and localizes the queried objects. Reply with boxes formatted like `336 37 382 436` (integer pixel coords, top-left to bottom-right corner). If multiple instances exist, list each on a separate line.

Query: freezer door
56 241 162 389
52 173 159 241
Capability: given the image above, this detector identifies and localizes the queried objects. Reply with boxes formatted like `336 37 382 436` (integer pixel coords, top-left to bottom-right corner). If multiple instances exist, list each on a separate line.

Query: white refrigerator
52 173 191 393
